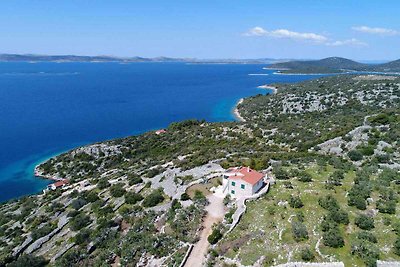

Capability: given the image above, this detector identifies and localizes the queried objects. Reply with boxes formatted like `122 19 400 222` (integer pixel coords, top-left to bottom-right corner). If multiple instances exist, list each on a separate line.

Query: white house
47 179 69 191
222 167 266 198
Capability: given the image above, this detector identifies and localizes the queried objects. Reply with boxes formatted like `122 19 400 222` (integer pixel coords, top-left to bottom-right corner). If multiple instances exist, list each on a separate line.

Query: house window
231 190 235 194
231 181 236 186
241 184 245 189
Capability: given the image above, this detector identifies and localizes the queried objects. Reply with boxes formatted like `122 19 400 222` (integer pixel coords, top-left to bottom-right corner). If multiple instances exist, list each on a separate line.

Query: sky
1 0 400 60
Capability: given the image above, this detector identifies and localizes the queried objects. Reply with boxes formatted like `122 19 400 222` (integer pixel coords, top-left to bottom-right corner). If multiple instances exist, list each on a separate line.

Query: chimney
247 166 250 172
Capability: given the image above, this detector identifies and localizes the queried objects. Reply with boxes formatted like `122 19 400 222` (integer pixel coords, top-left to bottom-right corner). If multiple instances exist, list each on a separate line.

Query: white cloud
352 26 399 36
244 26 368 47
326 38 368 47
244 26 327 42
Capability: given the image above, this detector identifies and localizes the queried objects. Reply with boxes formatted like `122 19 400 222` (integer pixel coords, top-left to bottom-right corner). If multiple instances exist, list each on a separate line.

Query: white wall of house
223 177 262 198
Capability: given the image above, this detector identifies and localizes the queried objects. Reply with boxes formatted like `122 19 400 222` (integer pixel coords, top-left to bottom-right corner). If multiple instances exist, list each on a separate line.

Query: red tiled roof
52 180 69 188
227 167 264 185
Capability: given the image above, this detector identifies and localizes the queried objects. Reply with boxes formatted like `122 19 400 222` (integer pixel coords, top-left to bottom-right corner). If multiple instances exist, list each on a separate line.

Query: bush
7 255 48 267
298 172 312 182
289 195 304 209
110 183 126 198
70 214 91 231
355 214 374 230
273 168 290 180
394 238 400 256
348 150 363 161
125 192 143 205
74 228 91 245
348 195 367 210
319 195 339 211
70 198 87 210
300 247 315 261
351 239 379 267
291 221 308 241
208 228 223 244
328 209 349 225
97 178 110 189
31 223 56 240
376 199 396 214
357 231 377 243
180 193 190 201
83 191 99 203
142 189 165 207
323 226 344 248
128 174 143 186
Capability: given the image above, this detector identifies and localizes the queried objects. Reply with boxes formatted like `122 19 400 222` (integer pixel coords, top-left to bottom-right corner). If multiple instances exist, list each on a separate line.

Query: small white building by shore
222 167 266 198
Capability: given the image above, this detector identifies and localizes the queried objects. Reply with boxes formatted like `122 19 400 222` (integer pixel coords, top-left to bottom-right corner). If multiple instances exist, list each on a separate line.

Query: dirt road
184 194 225 267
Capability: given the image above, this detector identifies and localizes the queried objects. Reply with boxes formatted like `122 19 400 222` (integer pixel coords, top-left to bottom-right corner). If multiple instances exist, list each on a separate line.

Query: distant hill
269 57 400 73
0 54 292 64
371 59 400 72
0 54 187 63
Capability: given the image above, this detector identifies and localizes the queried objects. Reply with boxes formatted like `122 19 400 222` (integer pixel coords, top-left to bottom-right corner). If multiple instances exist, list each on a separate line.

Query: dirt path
184 194 225 267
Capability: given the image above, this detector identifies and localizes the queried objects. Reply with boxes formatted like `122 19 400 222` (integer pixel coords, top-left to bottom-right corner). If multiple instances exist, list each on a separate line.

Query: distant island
0 54 293 64
269 57 400 74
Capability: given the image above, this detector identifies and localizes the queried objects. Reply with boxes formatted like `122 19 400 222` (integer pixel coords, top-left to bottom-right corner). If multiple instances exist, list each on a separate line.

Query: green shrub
125 192 143 205
300 247 315 261
97 178 110 189
355 214 374 230
298 172 312 182
289 195 303 209
208 228 222 244
291 221 308 241
142 189 165 207
70 214 91 231
323 226 344 248
7 255 48 267
110 183 126 198
180 193 190 201
348 150 363 161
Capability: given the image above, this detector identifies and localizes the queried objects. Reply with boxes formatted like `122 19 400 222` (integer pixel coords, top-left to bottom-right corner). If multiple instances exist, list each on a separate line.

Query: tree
355 214 374 230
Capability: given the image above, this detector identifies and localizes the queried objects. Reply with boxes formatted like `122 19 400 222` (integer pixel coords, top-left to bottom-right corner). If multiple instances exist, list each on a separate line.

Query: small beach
233 98 246 122
257 84 278 94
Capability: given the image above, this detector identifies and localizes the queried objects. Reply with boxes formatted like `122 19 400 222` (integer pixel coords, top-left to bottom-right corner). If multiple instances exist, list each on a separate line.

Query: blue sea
0 62 325 202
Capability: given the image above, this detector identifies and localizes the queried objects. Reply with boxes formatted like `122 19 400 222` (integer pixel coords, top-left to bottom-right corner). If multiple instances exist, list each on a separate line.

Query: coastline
257 84 278 94
233 98 246 122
